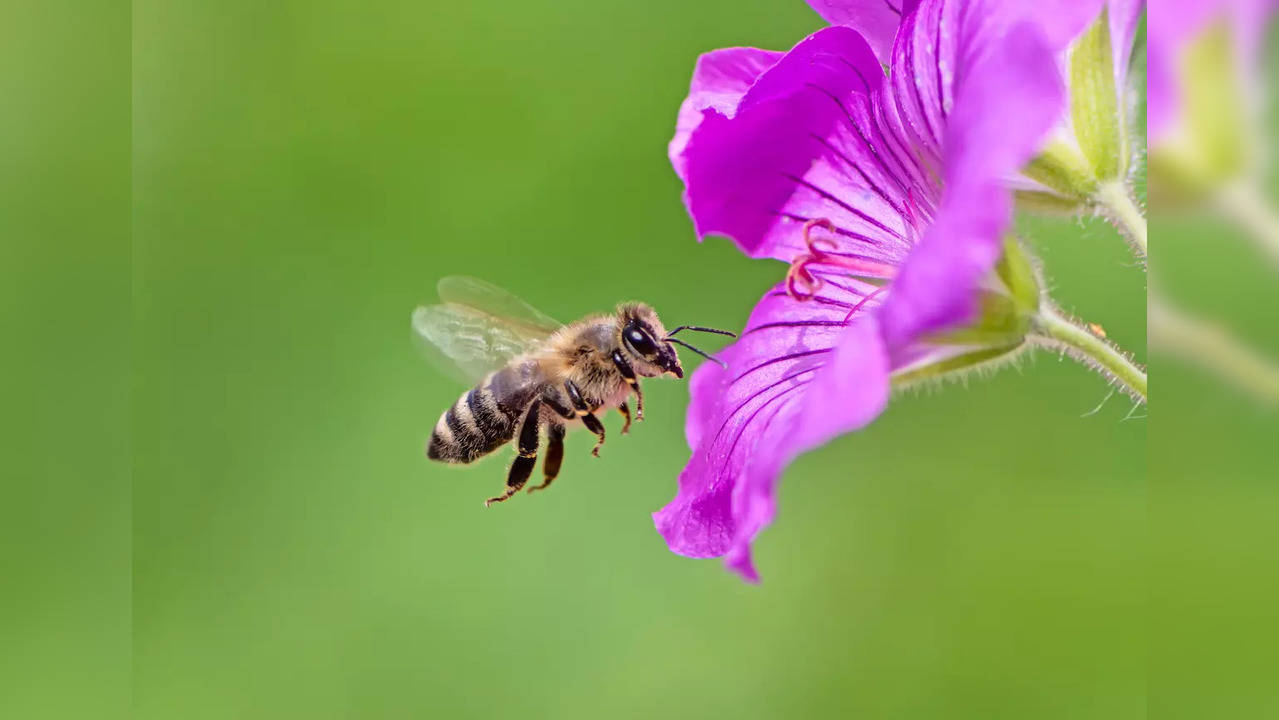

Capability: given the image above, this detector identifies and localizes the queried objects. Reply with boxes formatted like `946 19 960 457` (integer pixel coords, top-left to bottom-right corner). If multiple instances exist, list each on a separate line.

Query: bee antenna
666 325 737 338
666 338 728 369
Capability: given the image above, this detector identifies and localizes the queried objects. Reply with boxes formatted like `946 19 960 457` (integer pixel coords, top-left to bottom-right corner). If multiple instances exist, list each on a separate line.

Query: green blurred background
38 0 1279 718
127 1 1146 717
2 2 130 719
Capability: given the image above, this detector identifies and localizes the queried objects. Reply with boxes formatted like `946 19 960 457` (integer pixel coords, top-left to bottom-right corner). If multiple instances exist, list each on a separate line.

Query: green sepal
995 235 1040 315
928 291 1027 346
1014 189 1089 216
1024 140 1098 201
928 236 1040 347
1070 6 1123 182
892 344 1023 386
888 238 1040 387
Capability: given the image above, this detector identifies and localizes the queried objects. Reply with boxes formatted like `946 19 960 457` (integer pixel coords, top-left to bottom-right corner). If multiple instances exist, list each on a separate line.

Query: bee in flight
413 277 734 506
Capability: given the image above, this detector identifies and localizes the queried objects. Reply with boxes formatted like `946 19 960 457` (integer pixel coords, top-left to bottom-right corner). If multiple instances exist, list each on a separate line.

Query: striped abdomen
428 361 541 464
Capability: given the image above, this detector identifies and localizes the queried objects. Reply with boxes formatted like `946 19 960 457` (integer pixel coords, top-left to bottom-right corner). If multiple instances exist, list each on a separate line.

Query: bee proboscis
413 277 733 506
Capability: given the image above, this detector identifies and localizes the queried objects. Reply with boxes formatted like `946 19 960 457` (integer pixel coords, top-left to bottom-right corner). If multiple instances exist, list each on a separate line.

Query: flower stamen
785 218 898 301
843 286 887 322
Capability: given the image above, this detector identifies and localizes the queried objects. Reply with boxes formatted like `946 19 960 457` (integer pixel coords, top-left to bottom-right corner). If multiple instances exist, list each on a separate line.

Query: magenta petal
682 356 725 451
723 314 890 580
1021 0 1107 51
882 0 1091 167
1004 0 1141 92
654 278 888 580
941 23 1064 218
669 48 784 181
880 22 1063 349
1108 0 1145 86
805 0 907 64
681 27 913 263
736 26 883 113
883 0 953 163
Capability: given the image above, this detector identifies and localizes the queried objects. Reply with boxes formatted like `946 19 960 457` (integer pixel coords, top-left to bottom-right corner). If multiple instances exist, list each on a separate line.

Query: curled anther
784 218 900 302
785 218 838 301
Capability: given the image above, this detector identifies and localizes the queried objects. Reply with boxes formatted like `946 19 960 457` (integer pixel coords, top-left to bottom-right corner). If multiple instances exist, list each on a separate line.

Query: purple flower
657 0 1069 580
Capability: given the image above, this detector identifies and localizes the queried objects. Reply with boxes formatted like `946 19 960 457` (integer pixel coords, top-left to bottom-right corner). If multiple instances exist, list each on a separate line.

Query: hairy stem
1031 305 1148 403
1094 181 1147 260
1215 181 1279 268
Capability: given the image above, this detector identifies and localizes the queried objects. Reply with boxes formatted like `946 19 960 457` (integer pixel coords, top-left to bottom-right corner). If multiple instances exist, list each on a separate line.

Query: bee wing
412 277 562 384
435 276 562 333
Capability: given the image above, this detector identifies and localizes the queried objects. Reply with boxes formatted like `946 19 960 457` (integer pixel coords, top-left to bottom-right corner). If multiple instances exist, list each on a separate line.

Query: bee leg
564 380 606 457
611 350 644 421
541 389 575 420
617 402 632 435
485 400 541 507
526 422 565 494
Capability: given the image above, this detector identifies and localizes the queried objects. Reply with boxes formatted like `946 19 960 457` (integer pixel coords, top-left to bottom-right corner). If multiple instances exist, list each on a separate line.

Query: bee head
618 304 683 378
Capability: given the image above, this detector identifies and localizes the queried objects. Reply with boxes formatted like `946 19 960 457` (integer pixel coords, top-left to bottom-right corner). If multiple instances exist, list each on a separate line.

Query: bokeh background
2 2 130 719
18 0 1277 718
128 1 1145 717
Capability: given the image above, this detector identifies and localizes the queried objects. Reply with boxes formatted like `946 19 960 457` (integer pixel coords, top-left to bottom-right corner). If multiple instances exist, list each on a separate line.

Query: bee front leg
564 380 606 457
617 402 632 435
485 400 541 507
611 350 644 421
526 422 565 494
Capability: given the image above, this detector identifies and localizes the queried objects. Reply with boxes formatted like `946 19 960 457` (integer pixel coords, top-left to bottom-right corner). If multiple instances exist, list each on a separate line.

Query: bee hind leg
485 400 542 507
526 422 565 494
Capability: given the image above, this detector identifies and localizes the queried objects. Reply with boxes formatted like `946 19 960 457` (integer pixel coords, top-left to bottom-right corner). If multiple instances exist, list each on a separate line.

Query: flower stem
1031 305 1148 403
1215 181 1279 268
1094 181 1147 259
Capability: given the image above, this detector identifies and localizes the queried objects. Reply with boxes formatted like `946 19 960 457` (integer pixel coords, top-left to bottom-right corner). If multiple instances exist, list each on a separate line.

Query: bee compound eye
625 325 657 356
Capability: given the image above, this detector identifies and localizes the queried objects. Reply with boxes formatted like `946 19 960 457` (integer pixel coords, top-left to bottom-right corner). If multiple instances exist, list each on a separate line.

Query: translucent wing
412 276 562 384
435 276 562 331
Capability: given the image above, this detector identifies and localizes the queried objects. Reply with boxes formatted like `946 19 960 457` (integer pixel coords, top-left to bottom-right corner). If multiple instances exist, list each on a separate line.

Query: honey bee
413 277 733 506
